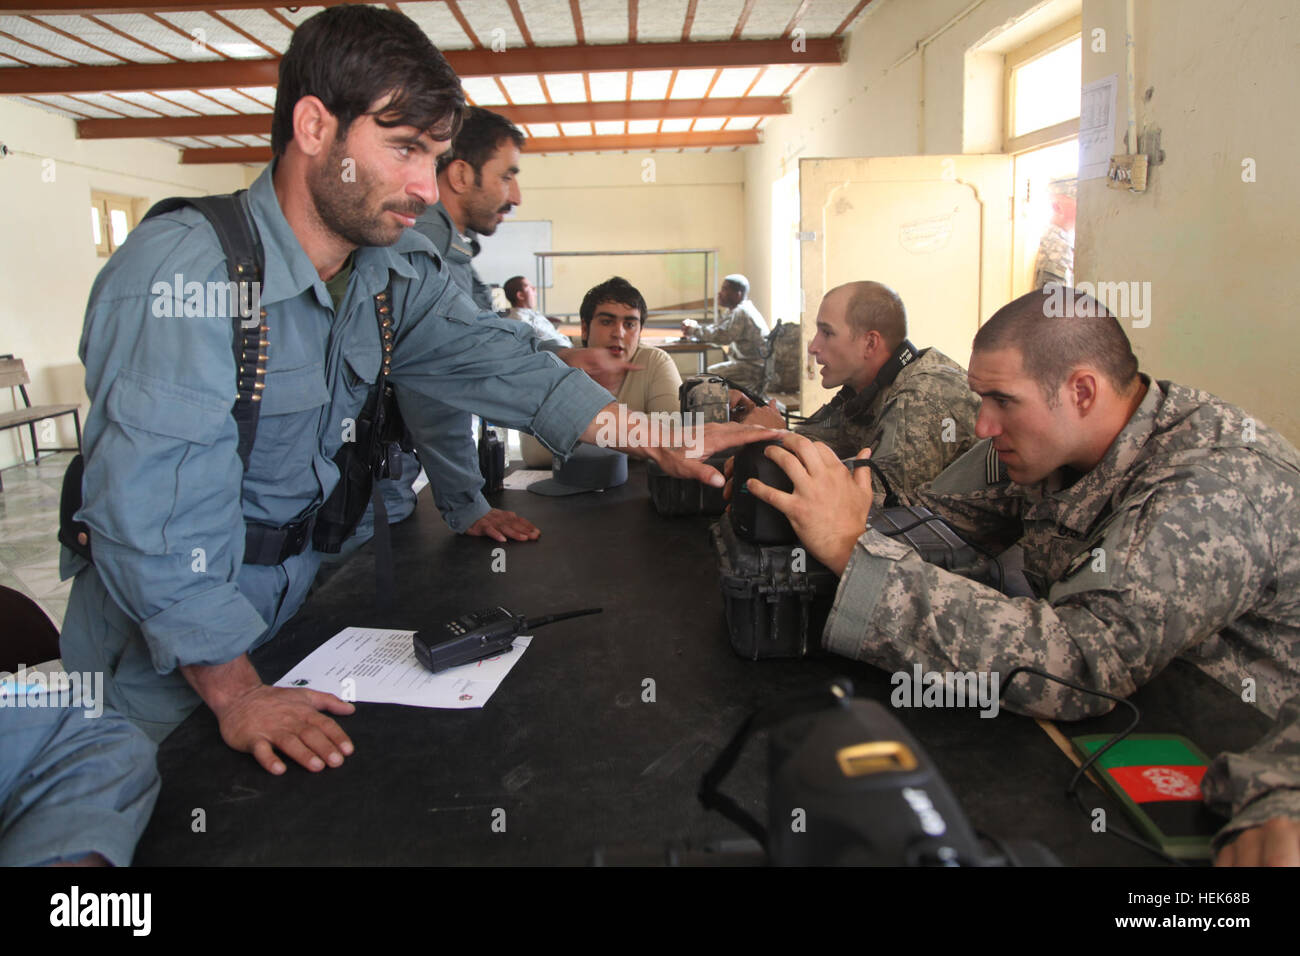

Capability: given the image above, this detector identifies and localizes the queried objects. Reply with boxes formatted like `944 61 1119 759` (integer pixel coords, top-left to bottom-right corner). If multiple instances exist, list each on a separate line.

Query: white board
473 219 553 291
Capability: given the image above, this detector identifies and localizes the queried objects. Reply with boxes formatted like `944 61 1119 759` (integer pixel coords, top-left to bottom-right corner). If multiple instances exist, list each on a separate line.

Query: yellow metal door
798 155 1014 413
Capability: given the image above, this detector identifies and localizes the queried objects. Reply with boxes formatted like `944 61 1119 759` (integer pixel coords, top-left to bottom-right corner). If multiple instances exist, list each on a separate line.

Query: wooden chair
0 355 82 491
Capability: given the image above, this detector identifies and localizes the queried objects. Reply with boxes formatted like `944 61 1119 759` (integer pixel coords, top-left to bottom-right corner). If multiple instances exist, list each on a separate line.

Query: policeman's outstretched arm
578 401 780 487
181 655 355 775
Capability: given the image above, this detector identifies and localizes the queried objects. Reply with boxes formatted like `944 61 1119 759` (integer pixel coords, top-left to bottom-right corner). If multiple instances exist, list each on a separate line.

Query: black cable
1000 666 1186 867
522 607 603 630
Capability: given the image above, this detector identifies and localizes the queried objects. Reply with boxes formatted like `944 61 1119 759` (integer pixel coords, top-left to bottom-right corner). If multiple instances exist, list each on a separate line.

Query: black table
134 465 1271 865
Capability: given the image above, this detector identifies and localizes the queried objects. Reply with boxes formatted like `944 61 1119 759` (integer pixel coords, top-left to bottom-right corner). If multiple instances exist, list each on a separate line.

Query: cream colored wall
0 97 247 469
508 151 746 325
744 0 1079 327
1076 0 1300 443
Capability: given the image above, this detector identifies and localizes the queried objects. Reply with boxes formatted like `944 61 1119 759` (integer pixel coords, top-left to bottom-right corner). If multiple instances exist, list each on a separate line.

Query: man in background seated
682 274 769 392
731 281 979 499
503 275 571 351
745 287 1300 866
521 277 681 467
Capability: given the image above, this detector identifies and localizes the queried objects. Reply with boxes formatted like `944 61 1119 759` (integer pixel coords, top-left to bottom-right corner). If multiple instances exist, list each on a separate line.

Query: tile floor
0 451 72 630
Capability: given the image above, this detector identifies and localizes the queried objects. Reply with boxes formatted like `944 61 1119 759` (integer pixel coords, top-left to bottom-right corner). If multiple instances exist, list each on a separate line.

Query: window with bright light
91 191 138 258
1012 41 1081 136
1004 17 1082 153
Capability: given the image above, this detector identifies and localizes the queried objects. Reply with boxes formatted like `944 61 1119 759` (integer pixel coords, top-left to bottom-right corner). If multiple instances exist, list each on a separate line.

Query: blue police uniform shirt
403 200 499 534
61 162 613 680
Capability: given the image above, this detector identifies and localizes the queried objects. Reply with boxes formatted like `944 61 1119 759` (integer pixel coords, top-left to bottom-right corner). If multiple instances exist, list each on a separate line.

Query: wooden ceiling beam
0 2 345 11
525 130 758 152
1 38 843 95
77 96 790 139
180 129 759 163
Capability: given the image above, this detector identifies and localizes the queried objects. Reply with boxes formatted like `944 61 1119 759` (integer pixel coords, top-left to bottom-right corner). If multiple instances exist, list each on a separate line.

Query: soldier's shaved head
973 287 1140 405
830 281 908 349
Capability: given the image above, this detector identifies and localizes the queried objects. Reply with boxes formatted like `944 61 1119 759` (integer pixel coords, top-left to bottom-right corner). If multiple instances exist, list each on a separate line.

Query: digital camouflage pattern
796 348 981 499
1033 222 1074 290
823 377 1300 848
764 320 802 394
691 299 770 392
691 298 769 361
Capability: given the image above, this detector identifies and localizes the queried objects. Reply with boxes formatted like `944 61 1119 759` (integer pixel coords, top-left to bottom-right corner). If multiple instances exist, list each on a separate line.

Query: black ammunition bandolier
59 190 406 578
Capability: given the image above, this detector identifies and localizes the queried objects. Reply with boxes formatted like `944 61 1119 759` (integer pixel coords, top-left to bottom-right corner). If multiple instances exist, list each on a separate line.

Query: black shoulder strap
143 191 267 471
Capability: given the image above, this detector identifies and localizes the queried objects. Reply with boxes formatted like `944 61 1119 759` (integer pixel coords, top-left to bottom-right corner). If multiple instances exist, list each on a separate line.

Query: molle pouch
680 375 731 424
869 506 986 576
313 383 383 554
711 513 838 660
870 506 1033 598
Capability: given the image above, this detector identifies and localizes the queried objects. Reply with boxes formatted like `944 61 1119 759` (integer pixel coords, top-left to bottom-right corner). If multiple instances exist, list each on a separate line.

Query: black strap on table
698 682 852 851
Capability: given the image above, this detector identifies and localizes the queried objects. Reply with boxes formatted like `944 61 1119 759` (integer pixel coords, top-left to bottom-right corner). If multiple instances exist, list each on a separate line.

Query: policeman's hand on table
214 683 355 776
727 388 786 430
556 347 644 392
743 433 874 575
465 508 541 543
1215 818 1300 866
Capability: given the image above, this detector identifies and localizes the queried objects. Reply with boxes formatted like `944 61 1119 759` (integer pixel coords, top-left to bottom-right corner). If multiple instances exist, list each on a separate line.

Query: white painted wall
0 97 246 469
494 150 746 321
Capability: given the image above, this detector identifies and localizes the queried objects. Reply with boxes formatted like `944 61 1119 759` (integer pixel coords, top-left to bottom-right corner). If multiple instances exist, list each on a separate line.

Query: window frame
1003 15 1083 155
91 190 140 257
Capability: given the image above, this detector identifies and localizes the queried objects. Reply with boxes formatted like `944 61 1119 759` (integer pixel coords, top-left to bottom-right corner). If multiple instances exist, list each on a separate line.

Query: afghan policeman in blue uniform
0 690 158 866
58 5 770 778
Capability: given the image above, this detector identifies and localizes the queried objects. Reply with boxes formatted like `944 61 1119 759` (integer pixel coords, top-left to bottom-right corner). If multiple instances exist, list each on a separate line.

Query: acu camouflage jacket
823 377 1300 848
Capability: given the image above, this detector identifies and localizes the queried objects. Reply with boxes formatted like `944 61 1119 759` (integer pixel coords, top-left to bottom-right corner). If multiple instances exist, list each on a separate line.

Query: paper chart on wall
1079 73 1118 181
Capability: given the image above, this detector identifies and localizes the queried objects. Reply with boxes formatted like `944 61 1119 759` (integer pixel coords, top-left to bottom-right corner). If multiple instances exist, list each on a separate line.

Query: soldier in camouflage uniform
1033 177 1076 290
747 288 1300 865
682 274 770 392
733 281 980 499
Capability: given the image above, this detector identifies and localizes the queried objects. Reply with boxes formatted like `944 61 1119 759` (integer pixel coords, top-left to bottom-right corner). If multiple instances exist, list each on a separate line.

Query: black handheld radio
413 606 602 673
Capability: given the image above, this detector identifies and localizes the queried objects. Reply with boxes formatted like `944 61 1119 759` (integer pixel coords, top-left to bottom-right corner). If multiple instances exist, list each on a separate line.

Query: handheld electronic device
731 442 890 544
412 606 601 673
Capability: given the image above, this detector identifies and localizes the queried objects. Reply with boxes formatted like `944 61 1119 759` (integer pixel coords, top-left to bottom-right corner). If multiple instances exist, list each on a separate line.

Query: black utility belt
244 514 316 566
